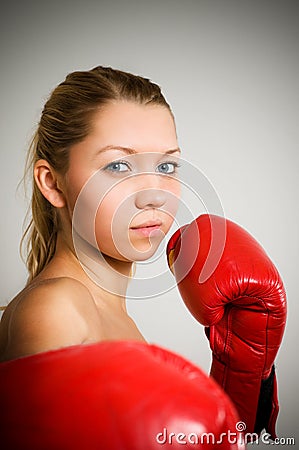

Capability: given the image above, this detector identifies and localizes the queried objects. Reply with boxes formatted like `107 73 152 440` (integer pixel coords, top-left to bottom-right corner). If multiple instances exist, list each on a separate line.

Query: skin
0 101 181 362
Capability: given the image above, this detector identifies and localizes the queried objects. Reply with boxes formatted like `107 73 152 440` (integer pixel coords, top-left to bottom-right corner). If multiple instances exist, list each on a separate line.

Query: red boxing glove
167 214 287 438
0 340 244 449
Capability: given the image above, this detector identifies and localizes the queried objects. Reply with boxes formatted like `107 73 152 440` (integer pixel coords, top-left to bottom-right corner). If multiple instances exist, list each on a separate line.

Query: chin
132 243 162 261
101 232 165 262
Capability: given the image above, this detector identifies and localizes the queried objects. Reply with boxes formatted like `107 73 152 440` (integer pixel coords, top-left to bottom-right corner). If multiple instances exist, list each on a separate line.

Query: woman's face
64 101 181 263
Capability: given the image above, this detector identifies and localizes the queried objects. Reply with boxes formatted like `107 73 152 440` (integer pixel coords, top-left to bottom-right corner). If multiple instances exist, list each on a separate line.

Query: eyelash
158 161 181 174
103 160 181 174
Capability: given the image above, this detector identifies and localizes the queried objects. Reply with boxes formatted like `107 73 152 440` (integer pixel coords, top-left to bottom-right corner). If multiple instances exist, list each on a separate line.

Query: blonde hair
21 66 172 283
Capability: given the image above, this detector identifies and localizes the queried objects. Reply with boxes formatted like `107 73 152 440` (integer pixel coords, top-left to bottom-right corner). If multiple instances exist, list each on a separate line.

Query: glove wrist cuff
210 357 278 438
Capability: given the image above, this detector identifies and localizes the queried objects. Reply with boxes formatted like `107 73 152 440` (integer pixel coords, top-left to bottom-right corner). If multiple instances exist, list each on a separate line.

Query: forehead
90 101 178 152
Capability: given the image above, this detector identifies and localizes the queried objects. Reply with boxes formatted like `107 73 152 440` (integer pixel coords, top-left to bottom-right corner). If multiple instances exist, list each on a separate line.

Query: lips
130 220 162 229
130 219 163 238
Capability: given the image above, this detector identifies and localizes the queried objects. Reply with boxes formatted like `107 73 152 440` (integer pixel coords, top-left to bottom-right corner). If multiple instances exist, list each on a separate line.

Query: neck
51 231 134 313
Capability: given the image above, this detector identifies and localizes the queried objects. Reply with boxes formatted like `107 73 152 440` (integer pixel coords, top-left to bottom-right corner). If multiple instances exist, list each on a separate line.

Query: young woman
0 67 286 445
0 66 181 362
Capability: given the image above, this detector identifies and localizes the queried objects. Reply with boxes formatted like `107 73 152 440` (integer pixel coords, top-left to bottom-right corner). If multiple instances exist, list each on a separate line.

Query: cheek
162 179 181 223
170 173 181 195
95 193 120 238
94 187 132 257
64 170 90 216
68 169 124 249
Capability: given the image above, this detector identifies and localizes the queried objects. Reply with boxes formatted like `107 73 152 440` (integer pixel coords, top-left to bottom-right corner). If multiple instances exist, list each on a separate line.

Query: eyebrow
95 145 181 156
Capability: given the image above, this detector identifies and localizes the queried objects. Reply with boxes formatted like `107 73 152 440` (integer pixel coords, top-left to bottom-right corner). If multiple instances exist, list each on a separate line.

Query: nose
134 174 167 210
135 188 167 209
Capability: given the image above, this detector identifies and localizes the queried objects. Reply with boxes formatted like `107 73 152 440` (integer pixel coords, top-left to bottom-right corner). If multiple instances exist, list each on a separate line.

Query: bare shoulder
9 276 96 318
0 277 98 361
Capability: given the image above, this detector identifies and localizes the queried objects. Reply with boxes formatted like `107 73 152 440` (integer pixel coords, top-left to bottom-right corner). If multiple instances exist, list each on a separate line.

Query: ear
34 160 66 208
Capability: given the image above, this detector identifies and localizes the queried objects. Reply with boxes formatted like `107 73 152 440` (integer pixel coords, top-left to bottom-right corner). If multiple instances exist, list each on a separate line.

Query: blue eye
104 161 130 173
157 161 180 174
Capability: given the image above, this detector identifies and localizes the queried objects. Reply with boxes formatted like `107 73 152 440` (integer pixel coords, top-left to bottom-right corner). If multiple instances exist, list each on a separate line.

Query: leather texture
0 340 244 449
167 214 287 437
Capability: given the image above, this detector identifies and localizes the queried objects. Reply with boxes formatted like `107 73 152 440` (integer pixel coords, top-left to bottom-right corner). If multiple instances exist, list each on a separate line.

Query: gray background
0 0 298 445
